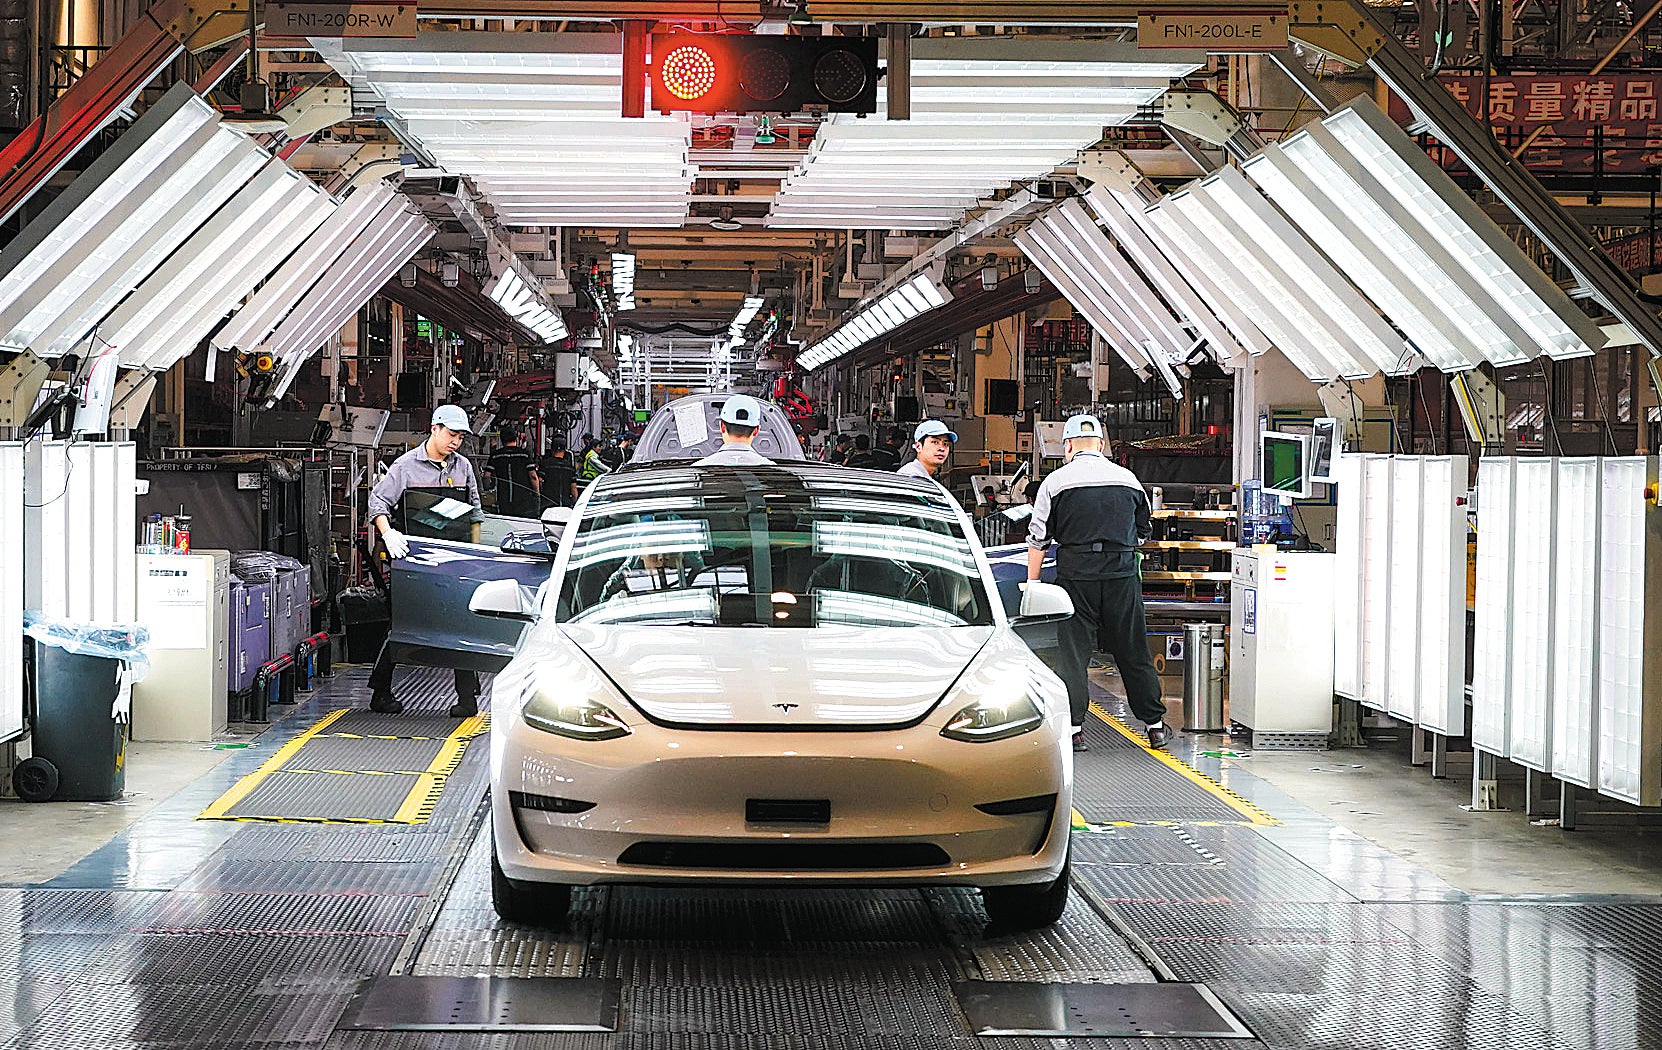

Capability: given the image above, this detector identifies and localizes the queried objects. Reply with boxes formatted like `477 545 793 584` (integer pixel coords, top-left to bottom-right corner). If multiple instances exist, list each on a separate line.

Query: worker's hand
1019 580 1039 617
381 527 410 559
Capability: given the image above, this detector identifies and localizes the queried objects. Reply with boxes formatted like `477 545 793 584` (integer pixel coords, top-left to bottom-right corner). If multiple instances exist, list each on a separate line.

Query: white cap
913 419 957 442
1062 413 1103 441
719 394 764 427
431 404 473 433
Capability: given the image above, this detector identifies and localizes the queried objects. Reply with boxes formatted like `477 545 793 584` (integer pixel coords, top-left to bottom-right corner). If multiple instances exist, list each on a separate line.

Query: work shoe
448 699 479 719
369 691 403 714
1072 731 1089 753
1147 723 1173 750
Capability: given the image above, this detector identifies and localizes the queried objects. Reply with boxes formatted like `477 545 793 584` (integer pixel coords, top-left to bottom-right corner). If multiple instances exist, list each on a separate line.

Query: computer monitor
1260 431 1312 500
1308 417 1340 484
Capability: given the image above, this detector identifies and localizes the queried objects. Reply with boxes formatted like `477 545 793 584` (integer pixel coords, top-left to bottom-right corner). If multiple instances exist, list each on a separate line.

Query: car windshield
556 466 994 628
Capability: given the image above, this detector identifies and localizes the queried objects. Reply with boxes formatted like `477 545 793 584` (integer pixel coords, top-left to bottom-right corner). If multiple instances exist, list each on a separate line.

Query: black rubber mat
216 770 434 823
323 711 486 739
1071 713 1263 826
283 736 450 774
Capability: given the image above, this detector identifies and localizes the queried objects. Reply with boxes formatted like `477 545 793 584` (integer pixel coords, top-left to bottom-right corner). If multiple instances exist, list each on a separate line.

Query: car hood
559 624 995 727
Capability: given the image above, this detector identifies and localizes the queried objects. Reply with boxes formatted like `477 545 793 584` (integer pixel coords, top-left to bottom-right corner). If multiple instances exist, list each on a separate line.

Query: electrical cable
1588 352 1622 455
1416 374 1440 455
1537 357 1565 453
22 435 75 508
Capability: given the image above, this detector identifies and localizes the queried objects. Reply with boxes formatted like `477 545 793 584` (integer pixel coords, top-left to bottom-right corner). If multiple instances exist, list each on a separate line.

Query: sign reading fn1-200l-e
651 34 879 116
1137 9 1288 52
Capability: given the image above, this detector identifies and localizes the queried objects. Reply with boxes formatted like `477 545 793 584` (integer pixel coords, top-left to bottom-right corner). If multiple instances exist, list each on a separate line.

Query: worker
537 444 579 508
581 440 611 483
695 394 772 465
366 403 484 718
1024 413 1167 753
897 419 955 480
827 433 855 464
485 424 540 517
845 433 879 468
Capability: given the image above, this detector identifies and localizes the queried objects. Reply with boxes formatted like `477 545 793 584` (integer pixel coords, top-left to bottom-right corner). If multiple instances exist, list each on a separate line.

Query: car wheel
490 845 572 928
981 849 1070 931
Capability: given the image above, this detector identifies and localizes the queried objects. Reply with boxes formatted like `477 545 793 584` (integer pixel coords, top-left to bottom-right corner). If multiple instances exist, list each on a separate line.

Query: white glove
381 527 410 559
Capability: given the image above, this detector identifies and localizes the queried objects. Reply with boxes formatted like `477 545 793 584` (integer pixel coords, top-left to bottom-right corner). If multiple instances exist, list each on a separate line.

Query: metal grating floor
10 665 1662 1048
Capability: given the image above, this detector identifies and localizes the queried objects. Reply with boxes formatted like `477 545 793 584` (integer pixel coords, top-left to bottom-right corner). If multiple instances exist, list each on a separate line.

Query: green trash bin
14 638 128 803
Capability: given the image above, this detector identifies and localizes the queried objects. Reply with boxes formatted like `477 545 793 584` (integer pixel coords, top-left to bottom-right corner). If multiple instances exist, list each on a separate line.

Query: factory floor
2 663 1660 1048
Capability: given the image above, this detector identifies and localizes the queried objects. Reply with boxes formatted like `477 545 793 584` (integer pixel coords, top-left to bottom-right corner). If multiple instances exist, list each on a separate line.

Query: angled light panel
798 270 951 372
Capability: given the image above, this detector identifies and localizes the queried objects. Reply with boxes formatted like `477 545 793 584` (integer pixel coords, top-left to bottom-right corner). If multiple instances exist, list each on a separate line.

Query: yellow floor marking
197 708 348 819
1088 702 1280 827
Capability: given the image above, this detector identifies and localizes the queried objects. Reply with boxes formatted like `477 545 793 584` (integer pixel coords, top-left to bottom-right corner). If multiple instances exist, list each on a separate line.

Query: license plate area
746 798 830 824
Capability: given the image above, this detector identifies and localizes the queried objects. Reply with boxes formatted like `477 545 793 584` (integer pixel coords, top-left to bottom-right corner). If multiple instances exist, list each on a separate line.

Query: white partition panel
1358 455 1393 711
1418 456 1470 735
1596 457 1662 807
1471 458 1516 755
1508 458 1556 770
23 441 137 624
1332 453 1363 699
1551 457 1602 788
1 443 22 744
1386 457 1423 721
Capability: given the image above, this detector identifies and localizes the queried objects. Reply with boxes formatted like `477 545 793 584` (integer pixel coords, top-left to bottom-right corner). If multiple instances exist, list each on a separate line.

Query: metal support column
1524 767 1555 820
1409 725 1428 767
1472 749 1501 810
1335 697 1364 748
1429 731 1449 779
1561 781 1580 830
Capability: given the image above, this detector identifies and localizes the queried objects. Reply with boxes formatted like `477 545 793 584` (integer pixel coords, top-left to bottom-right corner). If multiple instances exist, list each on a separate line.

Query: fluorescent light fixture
1507 458 1556 771
1016 222 1155 376
1242 97 1606 369
1551 456 1601 787
798 270 952 372
728 295 765 343
1418 455 1470 736
486 268 568 343
0 85 275 359
611 252 635 311
1358 455 1393 712
1596 456 1662 807
1332 452 1363 701
1385 457 1423 723
216 181 396 355
1471 457 1516 756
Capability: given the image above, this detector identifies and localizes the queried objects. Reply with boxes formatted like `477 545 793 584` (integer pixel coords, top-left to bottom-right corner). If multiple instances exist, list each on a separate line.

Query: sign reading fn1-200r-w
651 34 879 115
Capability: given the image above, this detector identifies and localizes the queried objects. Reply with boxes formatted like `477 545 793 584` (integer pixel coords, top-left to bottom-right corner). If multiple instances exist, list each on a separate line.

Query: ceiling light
611 252 636 311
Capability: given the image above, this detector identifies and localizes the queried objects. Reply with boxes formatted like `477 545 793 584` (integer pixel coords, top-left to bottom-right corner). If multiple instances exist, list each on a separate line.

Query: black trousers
1056 575 1166 728
367 641 478 703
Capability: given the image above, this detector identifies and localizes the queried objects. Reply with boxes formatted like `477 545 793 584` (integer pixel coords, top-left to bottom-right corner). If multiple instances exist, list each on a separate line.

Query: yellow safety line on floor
197 710 490 825
1088 702 1280 827
196 709 349 820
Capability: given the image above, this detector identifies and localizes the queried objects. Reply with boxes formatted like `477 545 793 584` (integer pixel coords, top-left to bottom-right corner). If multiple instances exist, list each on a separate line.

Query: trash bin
1181 622 1226 733
14 616 149 803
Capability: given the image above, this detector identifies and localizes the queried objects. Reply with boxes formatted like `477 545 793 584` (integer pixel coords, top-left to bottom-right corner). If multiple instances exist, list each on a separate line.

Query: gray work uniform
1027 450 1163 729
368 445 482 525
896 459 933 479
695 443 772 466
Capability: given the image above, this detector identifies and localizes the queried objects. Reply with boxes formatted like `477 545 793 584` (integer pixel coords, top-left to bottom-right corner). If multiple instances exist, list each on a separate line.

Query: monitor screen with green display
1260 431 1311 500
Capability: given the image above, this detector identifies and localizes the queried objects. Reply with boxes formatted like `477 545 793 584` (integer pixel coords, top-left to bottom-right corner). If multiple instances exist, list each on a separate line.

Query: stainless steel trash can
1181 623 1225 732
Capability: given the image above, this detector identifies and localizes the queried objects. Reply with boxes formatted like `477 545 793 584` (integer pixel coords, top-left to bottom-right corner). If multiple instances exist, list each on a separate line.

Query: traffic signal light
651 34 878 116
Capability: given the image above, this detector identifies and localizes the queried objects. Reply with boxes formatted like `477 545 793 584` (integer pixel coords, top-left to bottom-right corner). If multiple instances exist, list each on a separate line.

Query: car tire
981 849 1070 931
490 845 572 928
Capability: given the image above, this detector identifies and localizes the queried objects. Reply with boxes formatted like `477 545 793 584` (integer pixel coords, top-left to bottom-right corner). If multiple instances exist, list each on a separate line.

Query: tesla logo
773 703 798 714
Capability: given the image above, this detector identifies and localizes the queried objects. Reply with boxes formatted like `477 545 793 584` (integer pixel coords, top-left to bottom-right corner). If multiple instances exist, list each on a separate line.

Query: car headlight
941 693 1044 743
522 690 631 741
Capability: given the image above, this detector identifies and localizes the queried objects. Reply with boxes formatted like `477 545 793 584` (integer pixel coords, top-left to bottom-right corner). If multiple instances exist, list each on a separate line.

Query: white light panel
0 443 22 744
1358 455 1394 712
798 271 950 372
1385 457 1423 722
1507 458 1556 771
770 41 1198 229
1243 97 1605 369
1471 458 1516 755
1418 456 1470 736
1596 457 1661 807
1550 457 1601 788
23 441 136 624
1331 452 1363 700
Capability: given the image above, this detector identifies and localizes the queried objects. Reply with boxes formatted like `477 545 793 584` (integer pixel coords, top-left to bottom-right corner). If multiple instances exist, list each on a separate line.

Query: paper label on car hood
561 624 992 726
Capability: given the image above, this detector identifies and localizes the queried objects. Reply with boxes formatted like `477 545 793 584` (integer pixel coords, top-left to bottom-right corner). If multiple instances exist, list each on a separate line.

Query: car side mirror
540 505 573 544
1012 580 1073 625
469 578 537 621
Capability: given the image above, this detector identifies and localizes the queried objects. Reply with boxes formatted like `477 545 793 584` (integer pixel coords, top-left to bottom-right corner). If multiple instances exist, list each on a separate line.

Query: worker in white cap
365 403 484 718
897 419 956 480
695 394 773 466
1024 414 1167 752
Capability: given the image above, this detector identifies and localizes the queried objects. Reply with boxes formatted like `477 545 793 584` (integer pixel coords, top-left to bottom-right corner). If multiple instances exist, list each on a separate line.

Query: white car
469 460 1076 930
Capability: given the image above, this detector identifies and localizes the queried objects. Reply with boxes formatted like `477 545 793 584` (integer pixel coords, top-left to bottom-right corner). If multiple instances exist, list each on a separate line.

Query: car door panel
387 536 555 673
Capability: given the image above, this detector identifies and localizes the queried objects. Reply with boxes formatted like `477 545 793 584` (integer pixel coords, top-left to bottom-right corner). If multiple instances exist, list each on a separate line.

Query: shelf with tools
1141 504 1235 616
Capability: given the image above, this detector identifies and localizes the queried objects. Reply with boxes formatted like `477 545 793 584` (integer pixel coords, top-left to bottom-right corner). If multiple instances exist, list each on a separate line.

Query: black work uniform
487 443 539 517
1026 450 1164 729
